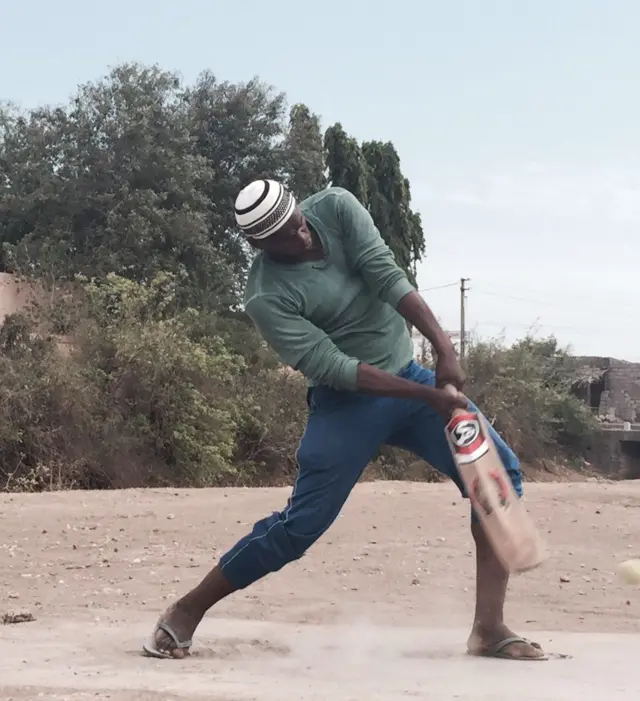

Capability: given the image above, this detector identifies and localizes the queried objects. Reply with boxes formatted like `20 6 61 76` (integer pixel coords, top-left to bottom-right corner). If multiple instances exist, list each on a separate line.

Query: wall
602 360 640 423
574 356 640 478
0 273 72 355
588 427 640 478
0 273 36 325
575 355 640 423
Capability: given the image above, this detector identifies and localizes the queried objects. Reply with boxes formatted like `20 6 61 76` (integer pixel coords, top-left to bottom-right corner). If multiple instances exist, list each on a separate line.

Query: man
143 180 545 661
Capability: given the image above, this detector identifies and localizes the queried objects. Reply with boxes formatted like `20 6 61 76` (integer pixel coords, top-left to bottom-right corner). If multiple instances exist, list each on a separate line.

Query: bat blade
445 409 546 574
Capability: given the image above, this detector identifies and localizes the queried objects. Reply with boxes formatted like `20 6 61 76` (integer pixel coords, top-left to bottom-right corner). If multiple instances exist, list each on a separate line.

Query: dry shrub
0 276 597 493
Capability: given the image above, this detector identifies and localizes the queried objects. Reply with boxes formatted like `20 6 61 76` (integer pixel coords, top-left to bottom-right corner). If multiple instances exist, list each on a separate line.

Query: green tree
283 103 327 200
0 65 300 312
184 72 289 292
324 124 425 284
324 122 369 203
0 64 235 302
362 140 425 285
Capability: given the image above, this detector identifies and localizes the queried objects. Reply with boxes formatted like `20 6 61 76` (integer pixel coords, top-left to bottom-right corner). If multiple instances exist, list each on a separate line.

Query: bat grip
443 383 469 419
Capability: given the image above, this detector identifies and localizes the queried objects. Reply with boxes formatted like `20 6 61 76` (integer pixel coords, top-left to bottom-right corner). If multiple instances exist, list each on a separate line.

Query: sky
2 0 639 360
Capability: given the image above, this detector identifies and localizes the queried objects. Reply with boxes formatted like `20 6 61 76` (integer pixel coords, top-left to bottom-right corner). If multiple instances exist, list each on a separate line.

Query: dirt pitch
1 480 640 700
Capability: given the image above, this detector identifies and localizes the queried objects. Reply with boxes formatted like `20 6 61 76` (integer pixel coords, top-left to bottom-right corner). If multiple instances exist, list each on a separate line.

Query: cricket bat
443 385 546 574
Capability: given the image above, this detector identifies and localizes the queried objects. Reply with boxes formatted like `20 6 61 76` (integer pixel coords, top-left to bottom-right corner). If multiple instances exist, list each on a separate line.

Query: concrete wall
575 355 640 423
602 360 640 423
0 273 37 325
574 356 640 477
588 428 640 479
0 273 72 355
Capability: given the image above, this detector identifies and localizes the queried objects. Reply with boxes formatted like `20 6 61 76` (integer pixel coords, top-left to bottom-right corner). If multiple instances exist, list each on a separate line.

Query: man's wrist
431 335 456 358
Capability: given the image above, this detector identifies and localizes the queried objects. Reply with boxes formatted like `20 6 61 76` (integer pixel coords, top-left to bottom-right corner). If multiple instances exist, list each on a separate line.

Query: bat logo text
446 412 489 464
450 418 480 448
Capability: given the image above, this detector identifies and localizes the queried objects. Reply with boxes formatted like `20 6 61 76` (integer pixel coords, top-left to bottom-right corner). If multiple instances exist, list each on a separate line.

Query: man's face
248 207 314 259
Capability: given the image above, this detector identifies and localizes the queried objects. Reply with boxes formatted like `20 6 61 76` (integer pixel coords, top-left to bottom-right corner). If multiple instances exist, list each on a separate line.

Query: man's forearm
396 290 455 355
355 362 442 404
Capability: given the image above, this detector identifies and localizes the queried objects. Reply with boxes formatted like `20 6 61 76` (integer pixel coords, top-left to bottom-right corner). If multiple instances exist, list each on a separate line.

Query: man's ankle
173 594 208 620
471 619 506 634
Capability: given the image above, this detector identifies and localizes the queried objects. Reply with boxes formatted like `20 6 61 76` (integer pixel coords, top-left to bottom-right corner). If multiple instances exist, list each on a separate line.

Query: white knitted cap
234 179 297 239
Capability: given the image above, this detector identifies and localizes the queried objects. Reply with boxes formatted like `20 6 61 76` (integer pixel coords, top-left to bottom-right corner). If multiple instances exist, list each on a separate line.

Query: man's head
234 180 314 259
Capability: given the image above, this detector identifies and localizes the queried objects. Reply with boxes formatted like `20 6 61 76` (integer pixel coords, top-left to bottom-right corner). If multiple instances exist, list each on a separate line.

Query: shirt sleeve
245 293 360 391
335 188 415 308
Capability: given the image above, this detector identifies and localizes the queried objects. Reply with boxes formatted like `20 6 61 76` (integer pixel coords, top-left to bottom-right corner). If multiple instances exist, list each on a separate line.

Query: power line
473 318 629 333
473 288 555 307
417 281 459 292
415 280 633 339
472 282 638 311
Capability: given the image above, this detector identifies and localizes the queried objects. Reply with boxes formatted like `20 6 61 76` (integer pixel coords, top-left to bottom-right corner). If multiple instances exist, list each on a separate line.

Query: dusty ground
1 480 640 700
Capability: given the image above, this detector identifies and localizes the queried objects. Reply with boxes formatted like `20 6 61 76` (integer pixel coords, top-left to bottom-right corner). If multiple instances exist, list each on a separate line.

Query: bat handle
443 383 459 397
443 383 468 419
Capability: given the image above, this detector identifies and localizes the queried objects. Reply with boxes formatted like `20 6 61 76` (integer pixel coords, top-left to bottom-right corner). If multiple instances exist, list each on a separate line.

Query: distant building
0 273 32 325
0 273 72 355
573 356 640 424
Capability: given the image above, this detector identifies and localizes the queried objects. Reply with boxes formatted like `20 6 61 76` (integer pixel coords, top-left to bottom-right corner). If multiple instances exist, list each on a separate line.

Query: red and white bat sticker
470 472 510 516
446 412 489 464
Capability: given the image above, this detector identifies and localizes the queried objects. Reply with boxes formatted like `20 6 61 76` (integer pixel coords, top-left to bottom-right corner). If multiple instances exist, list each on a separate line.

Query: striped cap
234 179 297 239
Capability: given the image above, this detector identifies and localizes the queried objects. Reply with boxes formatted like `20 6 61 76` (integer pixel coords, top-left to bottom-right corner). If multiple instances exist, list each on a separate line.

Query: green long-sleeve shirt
244 187 415 391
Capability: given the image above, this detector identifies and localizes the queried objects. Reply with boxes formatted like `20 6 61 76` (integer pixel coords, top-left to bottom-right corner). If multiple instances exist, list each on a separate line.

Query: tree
0 64 234 303
0 65 308 314
324 123 369 204
0 63 600 490
324 123 425 284
282 103 327 201
362 141 425 285
184 72 289 292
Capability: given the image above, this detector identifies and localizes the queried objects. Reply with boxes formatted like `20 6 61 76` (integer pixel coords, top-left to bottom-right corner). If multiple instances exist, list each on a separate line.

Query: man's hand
435 349 466 391
395 292 465 391
429 387 469 420
356 363 468 420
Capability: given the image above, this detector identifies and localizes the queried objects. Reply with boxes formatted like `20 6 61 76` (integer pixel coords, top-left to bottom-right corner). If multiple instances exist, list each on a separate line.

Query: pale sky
2 0 639 360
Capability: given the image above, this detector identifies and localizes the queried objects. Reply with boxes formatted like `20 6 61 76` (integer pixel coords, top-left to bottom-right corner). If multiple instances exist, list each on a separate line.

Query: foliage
0 62 598 492
0 65 295 312
0 274 247 490
463 335 597 463
361 141 425 285
283 103 327 201
324 123 369 203
184 71 289 294
324 123 425 285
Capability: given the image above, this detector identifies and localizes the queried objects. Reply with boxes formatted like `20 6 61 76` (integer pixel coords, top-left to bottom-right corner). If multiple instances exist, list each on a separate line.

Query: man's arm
335 189 456 357
245 293 466 415
335 189 415 309
396 290 456 356
246 293 359 390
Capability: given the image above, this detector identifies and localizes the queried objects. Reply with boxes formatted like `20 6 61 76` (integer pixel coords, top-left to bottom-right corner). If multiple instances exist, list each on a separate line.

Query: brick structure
0 273 34 325
574 356 640 423
0 273 72 355
574 356 640 478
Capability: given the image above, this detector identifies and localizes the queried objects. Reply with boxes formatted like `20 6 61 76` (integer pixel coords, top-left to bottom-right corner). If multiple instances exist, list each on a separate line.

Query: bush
0 273 245 490
79 273 243 486
0 313 101 490
464 335 596 464
0 277 598 492
231 367 308 485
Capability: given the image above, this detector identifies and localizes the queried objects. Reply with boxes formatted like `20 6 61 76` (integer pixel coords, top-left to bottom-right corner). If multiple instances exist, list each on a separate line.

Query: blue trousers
220 361 522 590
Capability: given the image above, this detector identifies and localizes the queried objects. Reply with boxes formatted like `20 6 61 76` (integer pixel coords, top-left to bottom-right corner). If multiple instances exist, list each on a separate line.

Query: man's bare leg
149 565 235 658
467 521 545 659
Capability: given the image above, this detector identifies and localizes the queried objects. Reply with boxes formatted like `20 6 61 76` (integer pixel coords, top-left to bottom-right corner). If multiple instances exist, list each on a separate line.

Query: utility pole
460 277 469 361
